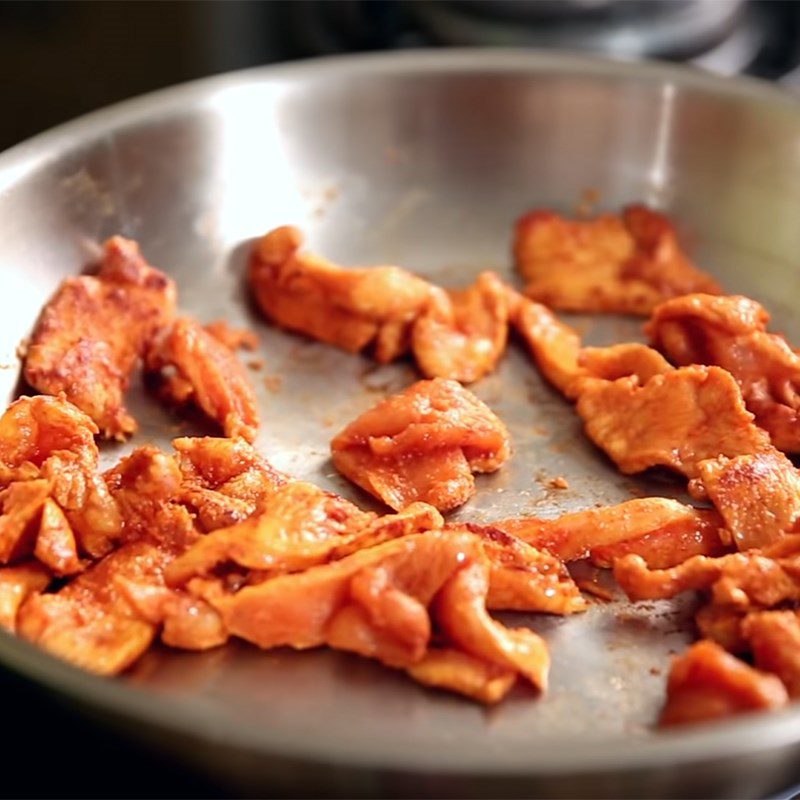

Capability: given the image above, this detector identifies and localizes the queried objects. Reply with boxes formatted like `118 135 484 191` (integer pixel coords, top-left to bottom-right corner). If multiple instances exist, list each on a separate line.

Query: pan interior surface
1 51 800 790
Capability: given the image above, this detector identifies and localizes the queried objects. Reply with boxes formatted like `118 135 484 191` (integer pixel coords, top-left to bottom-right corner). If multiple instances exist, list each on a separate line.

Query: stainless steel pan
1 50 800 798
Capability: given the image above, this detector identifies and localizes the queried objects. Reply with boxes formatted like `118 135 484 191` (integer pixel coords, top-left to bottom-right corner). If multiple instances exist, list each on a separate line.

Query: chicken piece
34 499 83 576
172 436 288 531
406 648 517 704
203 320 258 352
659 640 787 726
588 508 727 569
509 295 585 398
24 236 177 439
614 551 800 608
509 295 673 400
0 480 52 563
743 611 800 698
40 451 122 559
204 531 549 701
514 205 719 316
0 562 50 631
694 605 748 653
249 226 433 363
492 497 722 564
331 378 511 512
145 316 260 442
165 481 378 585
104 446 183 539
576 366 772 478
411 272 510 383
694 451 800 551
458 523 586 614
647 294 800 452
0 395 98 484
17 503 206 674
435 560 550 692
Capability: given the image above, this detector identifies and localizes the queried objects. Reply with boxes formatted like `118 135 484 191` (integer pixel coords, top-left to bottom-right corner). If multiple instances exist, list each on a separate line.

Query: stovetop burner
282 0 800 87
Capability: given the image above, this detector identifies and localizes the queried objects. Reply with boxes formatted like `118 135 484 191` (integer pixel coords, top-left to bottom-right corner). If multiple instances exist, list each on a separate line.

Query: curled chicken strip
204 531 549 702
145 316 260 442
514 205 719 316
492 497 725 565
249 226 433 363
647 294 800 452
412 272 510 383
331 378 511 512
659 640 787 727
24 237 177 439
614 550 800 608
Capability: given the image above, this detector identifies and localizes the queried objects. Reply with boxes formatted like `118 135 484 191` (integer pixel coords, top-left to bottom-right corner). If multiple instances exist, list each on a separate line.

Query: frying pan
1 50 800 798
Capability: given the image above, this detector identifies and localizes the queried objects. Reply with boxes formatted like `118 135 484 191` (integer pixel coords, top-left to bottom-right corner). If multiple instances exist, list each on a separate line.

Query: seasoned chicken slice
492 497 725 565
514 205 719 315
743 611 800 698
331 378 511 512
614 550 800 607
647 294 800 452
455 523 586 615
0 562 50 631
172 436 288 531
24 237 177 439
659 640 787 726
145 316 260 442
165 481 379 584
509 294 672 399
576 366 772 478
0 397 121 562
204 530 549 702
0 395 98 484
694 451 800 550
412 272 510 383
249 226 433 363
17 504 224 673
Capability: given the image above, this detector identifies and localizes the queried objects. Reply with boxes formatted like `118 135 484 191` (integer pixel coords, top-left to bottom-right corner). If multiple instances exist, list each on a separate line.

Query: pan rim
2 47 800 777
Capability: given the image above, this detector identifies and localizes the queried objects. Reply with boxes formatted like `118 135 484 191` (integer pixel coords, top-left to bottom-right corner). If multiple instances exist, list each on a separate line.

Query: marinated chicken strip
0 395 98 485
203 320 258 352
435 560 550 692
412 272 510 383
24 236 177 439
207 530 549 701
647 294 800 451
614 551 800 608
172 436 287 531
514 205 719 316
743 611 800 697
0 562 50 631
165 481 378 584
459 523 586 614
145 316 259 441
695 605 748 653
509 294 672 399
659 640 787 726
332 379 510 512
249 226 433 363
576 366 772 478
492 497 723 564
588 511 728 569
17 502 224 673
695 451 800 550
